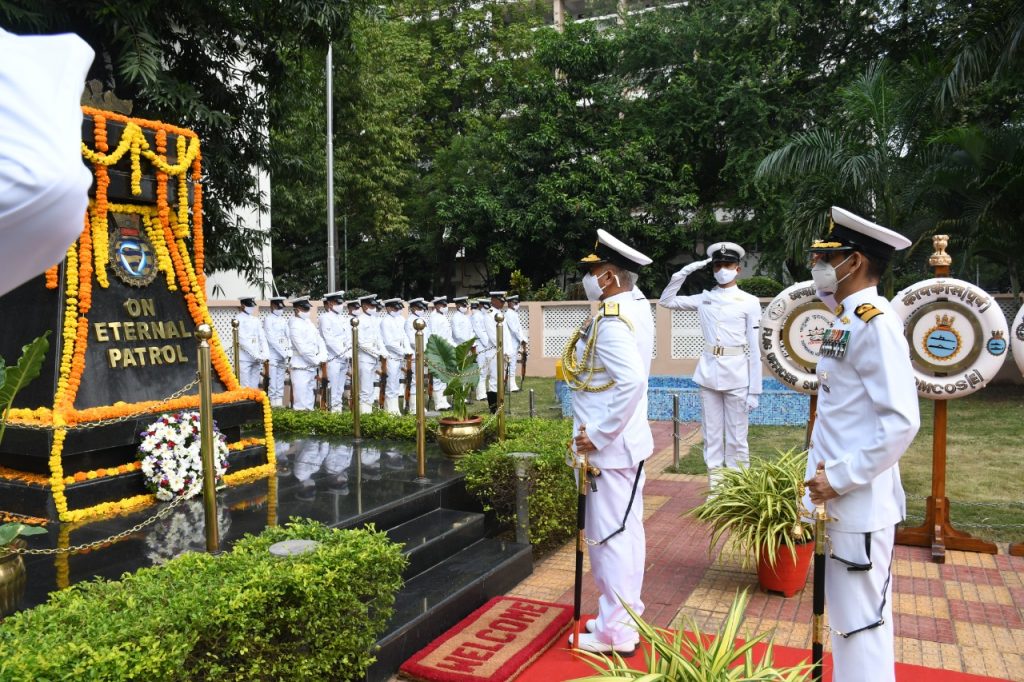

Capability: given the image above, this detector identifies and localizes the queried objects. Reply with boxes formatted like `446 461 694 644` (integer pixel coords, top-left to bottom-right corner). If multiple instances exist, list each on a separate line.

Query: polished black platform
5 436 533 681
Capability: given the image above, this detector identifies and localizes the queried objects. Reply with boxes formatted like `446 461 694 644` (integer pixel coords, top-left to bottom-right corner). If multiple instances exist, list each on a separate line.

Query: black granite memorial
0 108 270 522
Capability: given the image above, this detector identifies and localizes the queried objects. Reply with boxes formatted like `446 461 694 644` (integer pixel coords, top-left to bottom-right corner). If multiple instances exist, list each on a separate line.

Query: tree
0 0 366 278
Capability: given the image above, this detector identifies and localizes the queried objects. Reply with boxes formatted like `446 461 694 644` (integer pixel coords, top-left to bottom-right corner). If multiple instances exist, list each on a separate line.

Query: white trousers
267 355 287 407
475 349 488 399
827 527 896 682
385 355 404 399
291 367 317 411
326 357 349 412
357 356 378 406
239 354 263 390
699 386 749 469
486 350 512 393
584 464 646 647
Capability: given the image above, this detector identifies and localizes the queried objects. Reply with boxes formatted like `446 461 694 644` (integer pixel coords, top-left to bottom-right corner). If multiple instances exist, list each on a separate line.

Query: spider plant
690 448 811 569
569 591 811 681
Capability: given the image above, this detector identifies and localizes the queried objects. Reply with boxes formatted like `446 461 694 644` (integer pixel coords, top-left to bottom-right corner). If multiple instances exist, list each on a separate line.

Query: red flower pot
756 539 813 597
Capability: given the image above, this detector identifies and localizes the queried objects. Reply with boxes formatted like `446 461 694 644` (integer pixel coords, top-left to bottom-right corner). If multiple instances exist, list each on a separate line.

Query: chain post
351 316 361 440
231 318 240 382
495 312 506 441
196 324 219 553
673 393 680 469
414 318 427 482
529 388 535 419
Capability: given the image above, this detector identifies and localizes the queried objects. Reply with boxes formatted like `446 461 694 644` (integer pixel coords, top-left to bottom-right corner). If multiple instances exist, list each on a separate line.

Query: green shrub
0 519 406 681
272 407 428 441
738 275 784 297
456 418 576 549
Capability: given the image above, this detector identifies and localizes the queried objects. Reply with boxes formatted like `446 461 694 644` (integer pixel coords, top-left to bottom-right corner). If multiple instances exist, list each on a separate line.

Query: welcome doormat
399 596 573 682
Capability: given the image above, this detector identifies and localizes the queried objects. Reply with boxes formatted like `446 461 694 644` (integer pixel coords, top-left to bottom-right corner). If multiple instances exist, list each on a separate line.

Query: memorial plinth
0 107 274 523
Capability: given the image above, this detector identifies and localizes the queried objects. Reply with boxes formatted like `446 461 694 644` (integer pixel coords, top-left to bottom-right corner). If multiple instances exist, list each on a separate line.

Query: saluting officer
428 296 453 409
470 299 490 401
658 242 762 487
506 294 524 392
804 207 920 682
450 297 475 402
234 296 268 389
380 298 412 415
566 229 654 655
319 291 349 412
288 297 327 410
263 296 291 407
483 291 515 413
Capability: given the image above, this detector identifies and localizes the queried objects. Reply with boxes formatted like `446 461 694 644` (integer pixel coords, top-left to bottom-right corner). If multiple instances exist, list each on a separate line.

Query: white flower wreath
138 411 229 501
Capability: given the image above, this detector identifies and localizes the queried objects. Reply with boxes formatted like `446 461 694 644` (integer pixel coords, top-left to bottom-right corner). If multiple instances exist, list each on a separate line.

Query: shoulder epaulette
855 303 883 323
602 301 619 317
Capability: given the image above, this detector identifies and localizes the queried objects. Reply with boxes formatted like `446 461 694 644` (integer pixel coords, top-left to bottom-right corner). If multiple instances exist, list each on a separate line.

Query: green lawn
514 377 1024 543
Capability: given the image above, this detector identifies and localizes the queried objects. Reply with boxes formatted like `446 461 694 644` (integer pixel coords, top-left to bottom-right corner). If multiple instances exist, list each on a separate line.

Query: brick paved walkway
506 421 1024 681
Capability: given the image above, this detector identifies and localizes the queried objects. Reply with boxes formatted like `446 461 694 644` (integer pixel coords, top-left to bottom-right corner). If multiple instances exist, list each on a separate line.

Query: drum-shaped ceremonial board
891 278 1008 399
759 281 836 395
1012 303 1024 378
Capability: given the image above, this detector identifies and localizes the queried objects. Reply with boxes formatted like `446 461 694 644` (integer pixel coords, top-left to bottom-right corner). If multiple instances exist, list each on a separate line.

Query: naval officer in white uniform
428 296 453 409
804 206 920 682
263 296 291 407
565 229 654 655
318 291 349 412
353 295 387 413
483 291 515 413
470 299 490 401
234 296 268 389
288 297 327 410
658 242 762 484
380 298 412 415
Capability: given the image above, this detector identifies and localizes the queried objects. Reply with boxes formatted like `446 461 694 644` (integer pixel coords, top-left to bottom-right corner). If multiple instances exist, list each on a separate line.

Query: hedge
737 275 785 297
0 519 406 681
456 418 576 549
272 407 429 441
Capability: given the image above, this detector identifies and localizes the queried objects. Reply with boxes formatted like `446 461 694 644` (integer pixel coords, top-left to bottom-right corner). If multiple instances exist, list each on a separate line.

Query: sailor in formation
505 294 524 392
483 291 515 413
351 295 386 413
263 296 291 407
318 291 349 412
288 297 327 410
804 207 920 682
234 296 268 389
658 242 763 488
450 297 476 401
404 298 429 412
470 299 490 401
380 298 412 415
565 229 655 655
428 296 453 409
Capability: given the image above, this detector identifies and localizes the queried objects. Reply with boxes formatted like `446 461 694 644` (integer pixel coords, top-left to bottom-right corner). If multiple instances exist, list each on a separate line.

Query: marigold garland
91 115 111 288
228 437 266 452
64 461 141 485
44 264 59 289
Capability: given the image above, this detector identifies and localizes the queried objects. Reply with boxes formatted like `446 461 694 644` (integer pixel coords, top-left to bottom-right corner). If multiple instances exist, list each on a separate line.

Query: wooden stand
895 238 997 562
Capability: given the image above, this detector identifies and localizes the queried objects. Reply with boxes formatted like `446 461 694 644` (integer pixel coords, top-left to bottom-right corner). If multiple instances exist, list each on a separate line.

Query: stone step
366 537 533 682
386 508 485 578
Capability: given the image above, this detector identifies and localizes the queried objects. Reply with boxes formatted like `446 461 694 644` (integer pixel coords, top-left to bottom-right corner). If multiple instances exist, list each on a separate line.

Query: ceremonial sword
566 429 600 649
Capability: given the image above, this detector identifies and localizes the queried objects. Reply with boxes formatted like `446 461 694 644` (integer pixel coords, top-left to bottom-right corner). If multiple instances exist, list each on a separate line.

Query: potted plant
570 591 811 681
0 522 47 616
691 448 813 597
424 336 483 459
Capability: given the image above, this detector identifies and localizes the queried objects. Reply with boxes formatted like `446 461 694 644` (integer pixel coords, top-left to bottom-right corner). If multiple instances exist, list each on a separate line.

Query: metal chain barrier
905 494 1024 510
11 485 200 556
7 376 200 431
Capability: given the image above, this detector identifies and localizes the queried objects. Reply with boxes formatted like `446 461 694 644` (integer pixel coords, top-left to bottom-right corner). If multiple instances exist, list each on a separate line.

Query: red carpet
400 597 573 682
516 634 1006 682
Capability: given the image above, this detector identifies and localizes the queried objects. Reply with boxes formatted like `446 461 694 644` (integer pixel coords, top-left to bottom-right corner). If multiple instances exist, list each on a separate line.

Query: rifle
378 357 388 409
261 360 270 393
318 362 329 411
403 355 413 408
519 341 528 385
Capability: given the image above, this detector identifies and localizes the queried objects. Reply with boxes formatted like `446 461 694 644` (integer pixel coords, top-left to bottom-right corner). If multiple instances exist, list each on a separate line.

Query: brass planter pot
0 540 27 618
436 417 485 460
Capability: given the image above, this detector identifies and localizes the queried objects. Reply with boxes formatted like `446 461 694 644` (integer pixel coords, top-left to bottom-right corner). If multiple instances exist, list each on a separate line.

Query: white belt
704 343 746 357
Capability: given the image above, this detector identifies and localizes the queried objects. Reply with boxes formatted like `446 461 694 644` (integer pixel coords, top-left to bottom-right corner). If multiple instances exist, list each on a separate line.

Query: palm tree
755 60 927 265
938 0 1024 110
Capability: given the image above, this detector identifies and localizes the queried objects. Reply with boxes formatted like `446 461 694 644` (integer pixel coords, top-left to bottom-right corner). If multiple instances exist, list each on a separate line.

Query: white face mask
271 308 283 316
353 307 363 316
582 270 618 301
297 310 310 320
389 310 401 317
457 305 467 313
810 254 854 296
244 306 256 315
713 267 738 285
